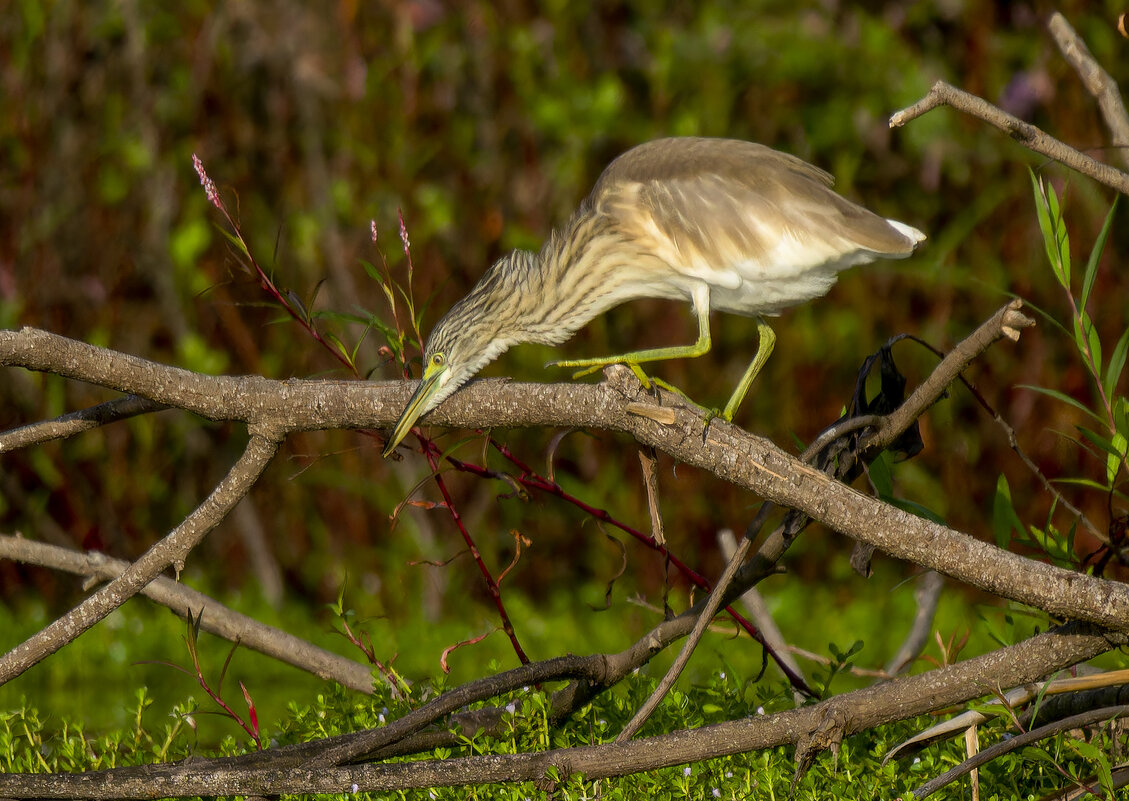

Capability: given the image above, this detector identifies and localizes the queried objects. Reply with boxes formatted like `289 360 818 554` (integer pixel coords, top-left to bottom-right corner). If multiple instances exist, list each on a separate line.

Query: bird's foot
701 406 725 444
647 377 723 431
549 357 655 389
645 379 735 442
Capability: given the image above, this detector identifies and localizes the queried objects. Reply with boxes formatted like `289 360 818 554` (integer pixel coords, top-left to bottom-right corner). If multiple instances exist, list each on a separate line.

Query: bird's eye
432 353 446 367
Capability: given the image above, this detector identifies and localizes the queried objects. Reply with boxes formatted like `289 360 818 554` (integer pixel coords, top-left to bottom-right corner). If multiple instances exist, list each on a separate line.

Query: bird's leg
550 293 713 388
720 317 775 421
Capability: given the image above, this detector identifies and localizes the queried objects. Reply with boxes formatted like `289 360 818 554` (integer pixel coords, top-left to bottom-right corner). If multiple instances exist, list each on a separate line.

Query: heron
383 137 924 457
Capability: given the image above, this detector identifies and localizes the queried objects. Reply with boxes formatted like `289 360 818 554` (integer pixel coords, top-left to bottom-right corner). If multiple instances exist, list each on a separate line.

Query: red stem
421 435 530 665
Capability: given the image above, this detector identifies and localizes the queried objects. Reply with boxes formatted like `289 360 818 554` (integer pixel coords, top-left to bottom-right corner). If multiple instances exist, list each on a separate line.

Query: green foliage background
1 0 1127 761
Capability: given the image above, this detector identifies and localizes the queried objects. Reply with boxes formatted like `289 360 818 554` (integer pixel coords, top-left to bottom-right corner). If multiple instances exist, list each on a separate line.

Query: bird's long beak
383 362 446 457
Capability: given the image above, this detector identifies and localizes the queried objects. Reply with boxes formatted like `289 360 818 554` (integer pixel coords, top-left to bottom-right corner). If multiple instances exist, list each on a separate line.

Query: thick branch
3 316 1129 638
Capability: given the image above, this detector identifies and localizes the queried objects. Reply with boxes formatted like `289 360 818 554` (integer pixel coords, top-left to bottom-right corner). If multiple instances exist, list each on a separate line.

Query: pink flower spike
370 219 379 244
398 208 410 254
191 153 221 209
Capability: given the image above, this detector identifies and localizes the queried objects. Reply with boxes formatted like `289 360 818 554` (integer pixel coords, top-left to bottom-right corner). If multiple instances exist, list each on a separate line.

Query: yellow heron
383 137 924 457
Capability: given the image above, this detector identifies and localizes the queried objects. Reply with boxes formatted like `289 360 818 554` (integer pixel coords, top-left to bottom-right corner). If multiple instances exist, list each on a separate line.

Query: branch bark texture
2 314 1128 644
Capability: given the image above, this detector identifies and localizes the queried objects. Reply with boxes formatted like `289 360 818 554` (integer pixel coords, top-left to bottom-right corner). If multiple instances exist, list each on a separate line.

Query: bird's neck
520 208 641 344
453 207 643 354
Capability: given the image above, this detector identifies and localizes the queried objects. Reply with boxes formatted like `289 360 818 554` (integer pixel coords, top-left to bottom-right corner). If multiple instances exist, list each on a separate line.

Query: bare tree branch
884 570 945 676
864 300 1033 452
1048 12 1129 167
0 622 1119 797
4 307 1129 648
890 81 1129 195
0 534 374 694
3 297 1128 790
0 395 165 453
913 703 1129 798
0 434 280 684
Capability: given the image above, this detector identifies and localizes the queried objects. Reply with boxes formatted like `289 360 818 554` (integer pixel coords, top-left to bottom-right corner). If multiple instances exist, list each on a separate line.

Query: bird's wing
593 138 920 285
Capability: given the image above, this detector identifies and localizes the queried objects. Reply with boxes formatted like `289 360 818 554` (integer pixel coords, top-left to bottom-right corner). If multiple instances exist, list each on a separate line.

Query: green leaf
867 450 894 497
285 289 309 323
1109 429 1128 486
395 283 417 318
1025 523 1075 567
1075 424 1117 458
1081 195 1118 312
1102 328 1129 402
1021 746 1060 766
1018 385 1104 425
1029 171 1071 288
358 258 383 283
324 332 352 364
1086 318 1101 380
215 224 251 259
885 496 946 525
1069 739 1104 761
1071 310 1102 377
1054 477 1115 492
992 475 1025 549
1030 173 1056 268
1115 396 1129 436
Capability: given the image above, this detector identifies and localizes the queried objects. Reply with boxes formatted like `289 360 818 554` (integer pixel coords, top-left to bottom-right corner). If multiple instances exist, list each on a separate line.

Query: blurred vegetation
2 0 1128 749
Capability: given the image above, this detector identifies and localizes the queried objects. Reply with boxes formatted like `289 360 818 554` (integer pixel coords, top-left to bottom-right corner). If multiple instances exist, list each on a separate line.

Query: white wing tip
886 219 927 246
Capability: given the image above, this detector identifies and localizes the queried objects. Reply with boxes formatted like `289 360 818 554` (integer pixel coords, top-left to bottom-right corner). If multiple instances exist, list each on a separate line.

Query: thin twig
890 81 1129 194
912 704 1129 798
0 395 166 453
0 534 374 694
0 434 280 684
421 438 529 665
717 528 808 696
884 571 945 676
864 299 1035 452
1048 12 1129 168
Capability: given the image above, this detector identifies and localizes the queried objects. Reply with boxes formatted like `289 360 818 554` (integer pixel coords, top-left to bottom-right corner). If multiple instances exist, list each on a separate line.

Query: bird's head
382 262 525 457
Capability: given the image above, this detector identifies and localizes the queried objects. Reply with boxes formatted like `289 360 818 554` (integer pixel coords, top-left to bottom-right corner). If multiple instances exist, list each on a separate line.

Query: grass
3 553 1125 797
2 660 1121 799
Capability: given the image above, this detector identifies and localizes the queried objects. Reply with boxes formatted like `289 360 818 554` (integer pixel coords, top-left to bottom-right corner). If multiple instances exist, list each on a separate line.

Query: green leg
721 317 775 421
549 299 713 387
